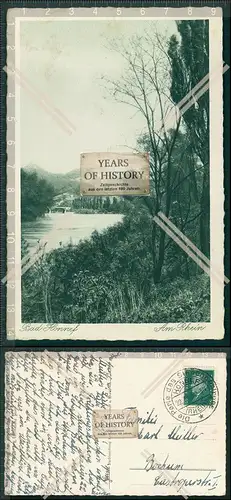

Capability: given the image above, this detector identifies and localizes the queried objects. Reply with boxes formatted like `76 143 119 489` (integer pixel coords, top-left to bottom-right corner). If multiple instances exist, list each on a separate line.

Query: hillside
23 164 80 195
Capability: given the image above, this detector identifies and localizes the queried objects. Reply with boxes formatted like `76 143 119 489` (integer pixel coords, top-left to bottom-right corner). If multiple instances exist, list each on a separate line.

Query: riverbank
72 208 122 214
21 210 210 324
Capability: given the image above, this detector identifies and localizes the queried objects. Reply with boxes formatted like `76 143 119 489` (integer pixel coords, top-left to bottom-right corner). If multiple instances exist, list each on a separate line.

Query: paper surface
4 351 226 496
6 7 226 341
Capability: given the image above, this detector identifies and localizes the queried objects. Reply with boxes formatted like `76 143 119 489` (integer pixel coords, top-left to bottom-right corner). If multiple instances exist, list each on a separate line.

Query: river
22 212 123 252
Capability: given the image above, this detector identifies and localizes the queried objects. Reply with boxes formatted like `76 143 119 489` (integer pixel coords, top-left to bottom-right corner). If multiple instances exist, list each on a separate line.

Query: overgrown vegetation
22 198 210 323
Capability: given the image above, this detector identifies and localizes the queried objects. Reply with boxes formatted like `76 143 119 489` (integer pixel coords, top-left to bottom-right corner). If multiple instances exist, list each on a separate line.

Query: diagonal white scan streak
158 212 229 285
4 65 76 135
178 63 229 118
154 215 229 287
141 349 188 399
1 243 46 284
13 66 76 130
161 62 229 131
154 215 214 280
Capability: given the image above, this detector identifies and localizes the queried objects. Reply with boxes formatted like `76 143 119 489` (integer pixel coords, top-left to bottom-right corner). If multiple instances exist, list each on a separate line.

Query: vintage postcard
5 7 227 340
4 351 227 496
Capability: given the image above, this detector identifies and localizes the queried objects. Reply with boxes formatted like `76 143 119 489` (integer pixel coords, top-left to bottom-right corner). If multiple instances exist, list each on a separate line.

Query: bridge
49 206 72 213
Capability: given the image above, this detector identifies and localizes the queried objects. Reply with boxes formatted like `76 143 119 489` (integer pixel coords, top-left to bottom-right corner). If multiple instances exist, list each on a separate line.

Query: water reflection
22 212 123 252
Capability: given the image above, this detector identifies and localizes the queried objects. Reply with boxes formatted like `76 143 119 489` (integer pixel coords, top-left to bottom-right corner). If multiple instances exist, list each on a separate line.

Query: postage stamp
92 408 138 439
5 7 226 341
163 368 219 423
184 368 215 406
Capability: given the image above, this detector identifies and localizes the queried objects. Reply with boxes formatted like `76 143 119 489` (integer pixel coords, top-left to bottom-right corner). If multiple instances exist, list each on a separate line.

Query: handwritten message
5 352 112 495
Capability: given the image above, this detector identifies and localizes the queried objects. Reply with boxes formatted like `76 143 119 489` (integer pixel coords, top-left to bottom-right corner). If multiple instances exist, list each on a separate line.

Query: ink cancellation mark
92 408 138 439
163 369 219 424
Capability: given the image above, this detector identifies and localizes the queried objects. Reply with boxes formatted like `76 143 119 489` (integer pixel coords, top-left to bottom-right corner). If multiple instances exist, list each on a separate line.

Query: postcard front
4 351 227 496
5 7 227 340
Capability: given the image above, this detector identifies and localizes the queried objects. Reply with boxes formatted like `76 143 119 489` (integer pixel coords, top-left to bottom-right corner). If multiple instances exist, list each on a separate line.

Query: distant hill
23 164 80 195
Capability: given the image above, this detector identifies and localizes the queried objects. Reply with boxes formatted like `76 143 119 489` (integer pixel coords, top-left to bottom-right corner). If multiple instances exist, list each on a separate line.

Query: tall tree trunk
153 228 166 284
153 156 173 284
151 220 157 282
200 167 210 257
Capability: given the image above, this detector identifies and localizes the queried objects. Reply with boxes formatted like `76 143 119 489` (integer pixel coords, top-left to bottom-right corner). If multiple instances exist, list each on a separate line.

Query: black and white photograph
6 8 224 339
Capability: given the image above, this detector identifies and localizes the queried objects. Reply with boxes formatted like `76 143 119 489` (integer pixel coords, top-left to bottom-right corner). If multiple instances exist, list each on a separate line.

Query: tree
103 29 186 283
21 169 55 221
103 197 110 212
138 128 202 279
168 20 210 256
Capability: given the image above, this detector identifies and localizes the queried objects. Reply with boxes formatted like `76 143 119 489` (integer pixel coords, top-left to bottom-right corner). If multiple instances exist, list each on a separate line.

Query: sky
19 19 177 174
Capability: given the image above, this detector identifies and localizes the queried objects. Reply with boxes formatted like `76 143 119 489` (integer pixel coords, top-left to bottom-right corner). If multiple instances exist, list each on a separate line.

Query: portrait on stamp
163 368 219 424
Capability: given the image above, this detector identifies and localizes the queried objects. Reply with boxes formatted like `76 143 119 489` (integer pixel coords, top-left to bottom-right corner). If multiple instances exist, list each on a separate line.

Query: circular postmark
163 368 219 424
